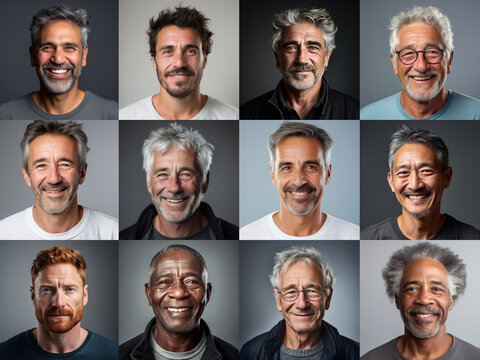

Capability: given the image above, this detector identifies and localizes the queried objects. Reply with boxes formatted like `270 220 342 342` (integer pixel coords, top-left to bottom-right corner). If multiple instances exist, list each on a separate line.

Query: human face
153 25 206 98
22 134 86 215
31 263 88 333
271 137 331 216
276 23 332 91
396 257 453 339
391 23 452 103
30 20 87 94
145 249 211 335
387 143 451 219
275 262 331 335
147 145 207 223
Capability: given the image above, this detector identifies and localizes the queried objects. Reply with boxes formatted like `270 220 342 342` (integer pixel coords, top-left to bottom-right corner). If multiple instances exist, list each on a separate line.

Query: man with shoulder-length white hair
361 6 480 120
120 122 238 239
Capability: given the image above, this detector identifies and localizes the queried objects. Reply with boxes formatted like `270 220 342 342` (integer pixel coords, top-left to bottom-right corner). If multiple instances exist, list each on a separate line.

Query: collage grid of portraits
1 0 480 359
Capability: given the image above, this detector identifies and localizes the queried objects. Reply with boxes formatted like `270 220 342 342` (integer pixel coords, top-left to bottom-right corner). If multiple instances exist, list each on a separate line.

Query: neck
400 88 449 119
397 211 445 240
33 323 87 354
33 84 85 115
283 323 322 350
153 89 206 120
32 201 83 234
153 207 207 238
396 328 452 360
282 79 322 120
153 321 202 352
274 205 325 237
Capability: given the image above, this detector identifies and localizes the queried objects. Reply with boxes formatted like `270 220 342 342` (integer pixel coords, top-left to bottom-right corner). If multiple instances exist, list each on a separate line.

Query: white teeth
46 189 63 193
166 199 184 203
51 69 68 74
167 307 188 312
409 194 427 199
416 314 433 318
291 192 307 195
412 76 432 80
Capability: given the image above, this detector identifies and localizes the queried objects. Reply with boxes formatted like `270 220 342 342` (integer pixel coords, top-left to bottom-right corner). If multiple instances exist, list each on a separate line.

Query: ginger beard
34 299 84 333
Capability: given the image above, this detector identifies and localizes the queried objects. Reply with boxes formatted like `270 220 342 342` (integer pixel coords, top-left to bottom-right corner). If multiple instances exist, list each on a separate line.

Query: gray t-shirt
150 327 206 360
0 91 118 119
280 341 323 360
361 335 480 360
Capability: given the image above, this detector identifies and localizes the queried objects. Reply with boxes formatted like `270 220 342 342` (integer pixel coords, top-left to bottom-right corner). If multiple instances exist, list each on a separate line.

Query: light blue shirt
361 90 480 119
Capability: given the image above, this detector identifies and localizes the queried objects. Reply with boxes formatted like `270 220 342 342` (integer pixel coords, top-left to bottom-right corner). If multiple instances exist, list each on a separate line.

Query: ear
30 46 36 67
443 167 452 189
448 295 453 311
390 52 399 76
387 172 395 192
22 166 32 188
323 50 333 68
30 286 35 306
145 283 153 306
274 289 283 312
446 51 453 74
205 283 212 304
270 164 277 187
78 163 87 185
324 163 332 185
82 46 88 67
202 171 210 193
83 284 88 306
146 173 152 195
395 295 400 310
202 54 208 69
152 56 157 71
324 288 333 310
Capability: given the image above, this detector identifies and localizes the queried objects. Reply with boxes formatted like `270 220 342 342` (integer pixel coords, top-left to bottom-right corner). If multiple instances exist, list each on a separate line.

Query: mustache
407 70 439 77
42 63 75 71
40 183 69 191
47 308 73 316
165 67 194 77
283 184 316 193
409 306 441 316
287 64 315 73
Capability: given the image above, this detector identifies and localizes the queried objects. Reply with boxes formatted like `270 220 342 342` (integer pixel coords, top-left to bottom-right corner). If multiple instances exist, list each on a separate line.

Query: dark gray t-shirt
361 214 480 240
361 335 480 360
0 91 118 119
280 340 323 360
145 224 216 240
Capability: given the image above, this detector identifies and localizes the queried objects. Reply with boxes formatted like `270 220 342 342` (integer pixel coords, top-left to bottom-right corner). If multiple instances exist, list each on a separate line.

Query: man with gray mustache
362 242 480 359
240 121 358 240
241 7 358 120
361 6 480 120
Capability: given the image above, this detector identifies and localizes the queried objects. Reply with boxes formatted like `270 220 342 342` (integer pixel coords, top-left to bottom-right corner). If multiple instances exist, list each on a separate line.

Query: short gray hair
30 5 90 50
268 121 333 170
382 242 466 303
21 120 89 175
388 125 449 174
149 244 209 284
142 123 214 186
270 246 335 297
389 6 453 61
272 8 337 55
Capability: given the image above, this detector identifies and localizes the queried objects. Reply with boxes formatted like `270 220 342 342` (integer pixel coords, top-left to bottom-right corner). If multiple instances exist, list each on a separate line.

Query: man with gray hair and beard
362 125 480 240
241 121 358 240
362 242 480 359
120 123 238 239
241 7 358 120
361 6 480 119
0 4 117 120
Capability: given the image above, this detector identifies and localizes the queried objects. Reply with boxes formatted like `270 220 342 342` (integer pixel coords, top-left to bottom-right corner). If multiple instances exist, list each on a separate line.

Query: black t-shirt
0 329 118 360
361 214 480 240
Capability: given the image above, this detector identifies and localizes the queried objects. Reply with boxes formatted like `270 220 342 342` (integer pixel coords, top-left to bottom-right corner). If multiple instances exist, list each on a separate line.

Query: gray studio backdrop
119 120 239 231
0 120 118 221
239 120 359 228
240 240 359 347
360 0 480 109
360 120 480 231
119 0 239 109
240 0 359 106
360 240 480 356
0 0 118 104
119 240 239 346
0 241 118 344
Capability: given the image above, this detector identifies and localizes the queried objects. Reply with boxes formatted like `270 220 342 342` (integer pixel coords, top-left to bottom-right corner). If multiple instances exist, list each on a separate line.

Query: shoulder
339 334 360 358
240 330 272 360
442 91 480 119
119 204 156 240
0 94 34 119
0 330 31 354
240 214 274 240
212 336 239 360
240 90 278 119
120 95 157 119
87 331 118 355
119 332 144 359
218 218 239 240
327 87 359 119
200 96 239 120
442 214 480 239
83 208 119 240
361 339 398 360
449 91 480 106
83 91 118 119
323 214 360 240
361 218 397 240
0 208 33 239
361 93 401 119
450 335 480 356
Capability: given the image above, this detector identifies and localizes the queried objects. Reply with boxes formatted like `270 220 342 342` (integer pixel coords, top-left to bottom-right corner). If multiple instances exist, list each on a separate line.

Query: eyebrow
31 158 74 167
153 166 196 174
282 40 323 48
402 280 447 289
159 44 200 51
394 162 435 172
401 43 441 50
277 160 321 168
38 41 79 48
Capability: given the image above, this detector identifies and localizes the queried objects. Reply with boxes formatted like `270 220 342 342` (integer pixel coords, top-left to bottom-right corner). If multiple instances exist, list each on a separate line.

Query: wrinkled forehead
156 25 203 50
393 142 440 167
151 144 199 169
282 23 326 45
279 261 323 287
401 257 449 285
150 249 204 280
27 134 79 164
274 136 325 163
397 22 444 48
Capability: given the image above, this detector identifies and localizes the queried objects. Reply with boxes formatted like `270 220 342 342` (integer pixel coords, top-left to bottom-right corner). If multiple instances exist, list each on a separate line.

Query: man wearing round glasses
240 246 358 360
361 6 480 120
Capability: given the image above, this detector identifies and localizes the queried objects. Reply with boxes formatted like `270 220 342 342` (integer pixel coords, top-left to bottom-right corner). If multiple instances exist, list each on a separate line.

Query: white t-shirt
0 206 118 240
240 212 359 240
119 95 239 120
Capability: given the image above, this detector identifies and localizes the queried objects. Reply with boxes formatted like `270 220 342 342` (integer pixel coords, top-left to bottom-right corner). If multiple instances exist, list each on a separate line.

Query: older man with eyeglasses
361 6 480 120
240 246 358 360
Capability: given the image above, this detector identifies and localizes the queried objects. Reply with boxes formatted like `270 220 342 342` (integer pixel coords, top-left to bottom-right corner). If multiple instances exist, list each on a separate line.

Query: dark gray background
0 120 118 221
361 240 480 356
119 120 239 231
240 0 359 105
0 241 118 344
0 0 118 104
239 120 359 227
239 240 359 347
360 120 480 230
360 0 480 108
119 240 239 347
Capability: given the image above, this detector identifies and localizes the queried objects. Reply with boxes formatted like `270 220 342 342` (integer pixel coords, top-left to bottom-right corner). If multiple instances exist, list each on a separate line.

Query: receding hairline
150 248 206 278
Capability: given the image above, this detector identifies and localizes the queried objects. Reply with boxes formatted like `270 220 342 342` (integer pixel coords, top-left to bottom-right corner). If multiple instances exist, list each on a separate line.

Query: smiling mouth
167 307 190 313
163 197 188 204
410 75 435 81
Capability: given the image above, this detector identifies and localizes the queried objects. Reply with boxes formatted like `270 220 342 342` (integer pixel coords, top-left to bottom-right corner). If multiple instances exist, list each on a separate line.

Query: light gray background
119 120 238 231
239 240 359 347
119 0 239 109
360 120 480 230
239 120 359 228
360 0 480 108
119 240 239 347
0 0 118 104
0 241 118 344
0 120 118 222
360 240 480 356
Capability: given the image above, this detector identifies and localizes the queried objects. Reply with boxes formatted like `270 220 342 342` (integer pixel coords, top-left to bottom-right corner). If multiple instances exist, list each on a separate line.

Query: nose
47 165 62 184
166 173 182 193
295 45 308 64
295 290 310 310
415 287 433 305
292 168 307 187
168 280 190 299
52 290 65 307
413 52 428 72
408 170 423 191
50 48 66 65
172 50 186 68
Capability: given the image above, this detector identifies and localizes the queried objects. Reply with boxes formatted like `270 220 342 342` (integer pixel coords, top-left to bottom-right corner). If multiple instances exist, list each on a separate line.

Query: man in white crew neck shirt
0 120 118 240
240 121 358 240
